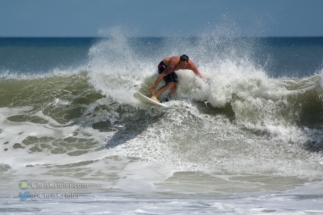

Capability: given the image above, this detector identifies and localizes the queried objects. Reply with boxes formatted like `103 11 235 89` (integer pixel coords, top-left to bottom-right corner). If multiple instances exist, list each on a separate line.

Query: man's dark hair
180 54 189 62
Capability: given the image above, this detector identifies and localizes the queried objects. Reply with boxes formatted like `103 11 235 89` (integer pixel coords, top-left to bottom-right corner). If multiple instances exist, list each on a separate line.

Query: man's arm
189 62 203 78
147 71 167 94
192 68 202 78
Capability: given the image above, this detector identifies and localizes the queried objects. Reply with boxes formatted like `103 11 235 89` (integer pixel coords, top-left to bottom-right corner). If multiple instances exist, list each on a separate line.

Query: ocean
1 34 323 214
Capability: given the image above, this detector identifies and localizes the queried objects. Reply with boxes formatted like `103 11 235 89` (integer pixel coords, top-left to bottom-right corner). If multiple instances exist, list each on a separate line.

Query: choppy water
1 33 323 214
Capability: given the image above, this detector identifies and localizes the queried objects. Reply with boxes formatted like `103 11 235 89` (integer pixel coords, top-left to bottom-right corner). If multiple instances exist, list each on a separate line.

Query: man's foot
150 96 160 103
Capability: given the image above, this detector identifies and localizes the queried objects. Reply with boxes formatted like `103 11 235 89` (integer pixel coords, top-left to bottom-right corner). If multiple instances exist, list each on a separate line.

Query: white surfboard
134 92 170 108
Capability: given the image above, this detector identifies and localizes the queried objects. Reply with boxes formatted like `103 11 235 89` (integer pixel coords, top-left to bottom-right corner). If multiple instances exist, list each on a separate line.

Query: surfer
148 54 202 103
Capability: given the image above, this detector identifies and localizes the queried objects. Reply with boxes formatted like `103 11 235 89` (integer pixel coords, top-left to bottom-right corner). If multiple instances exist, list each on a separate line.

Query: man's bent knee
167 82 175 88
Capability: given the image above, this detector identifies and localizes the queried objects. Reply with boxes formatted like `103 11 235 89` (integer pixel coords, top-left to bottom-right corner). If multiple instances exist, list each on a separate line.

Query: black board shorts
158 61 178 84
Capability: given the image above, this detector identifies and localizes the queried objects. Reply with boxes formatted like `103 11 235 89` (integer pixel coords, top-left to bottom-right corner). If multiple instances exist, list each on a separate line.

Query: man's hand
147 85 156 94
147 72 166 94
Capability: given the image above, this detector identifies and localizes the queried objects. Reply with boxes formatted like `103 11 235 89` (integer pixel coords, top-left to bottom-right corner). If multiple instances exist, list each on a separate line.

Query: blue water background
0 37 323 77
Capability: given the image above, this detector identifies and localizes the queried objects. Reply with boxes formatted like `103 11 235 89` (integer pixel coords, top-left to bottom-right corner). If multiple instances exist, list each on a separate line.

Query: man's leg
151 82 175 102
164 84 177 101
170 84 177 94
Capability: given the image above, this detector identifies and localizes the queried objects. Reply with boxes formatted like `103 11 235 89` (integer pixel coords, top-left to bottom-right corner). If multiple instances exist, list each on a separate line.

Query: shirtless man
148 54 202 103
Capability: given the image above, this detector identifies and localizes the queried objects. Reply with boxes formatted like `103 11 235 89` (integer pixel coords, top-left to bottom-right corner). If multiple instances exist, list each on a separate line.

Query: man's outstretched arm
192 68 203 78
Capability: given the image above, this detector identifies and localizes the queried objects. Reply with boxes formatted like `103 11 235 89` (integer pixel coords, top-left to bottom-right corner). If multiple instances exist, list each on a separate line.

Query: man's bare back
162 56 201 76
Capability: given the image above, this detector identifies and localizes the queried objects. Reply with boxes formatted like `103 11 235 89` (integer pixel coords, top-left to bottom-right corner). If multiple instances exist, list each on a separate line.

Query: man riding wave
148 54 203 103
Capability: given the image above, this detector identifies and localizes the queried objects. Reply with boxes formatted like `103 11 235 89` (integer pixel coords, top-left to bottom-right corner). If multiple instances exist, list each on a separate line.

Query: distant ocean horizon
1 35 323 214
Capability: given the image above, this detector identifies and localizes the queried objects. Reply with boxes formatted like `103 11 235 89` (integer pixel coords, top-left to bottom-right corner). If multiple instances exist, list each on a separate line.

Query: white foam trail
0 67 86 80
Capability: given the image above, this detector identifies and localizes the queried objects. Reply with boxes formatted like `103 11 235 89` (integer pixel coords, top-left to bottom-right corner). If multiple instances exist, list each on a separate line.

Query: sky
1 0 323 37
